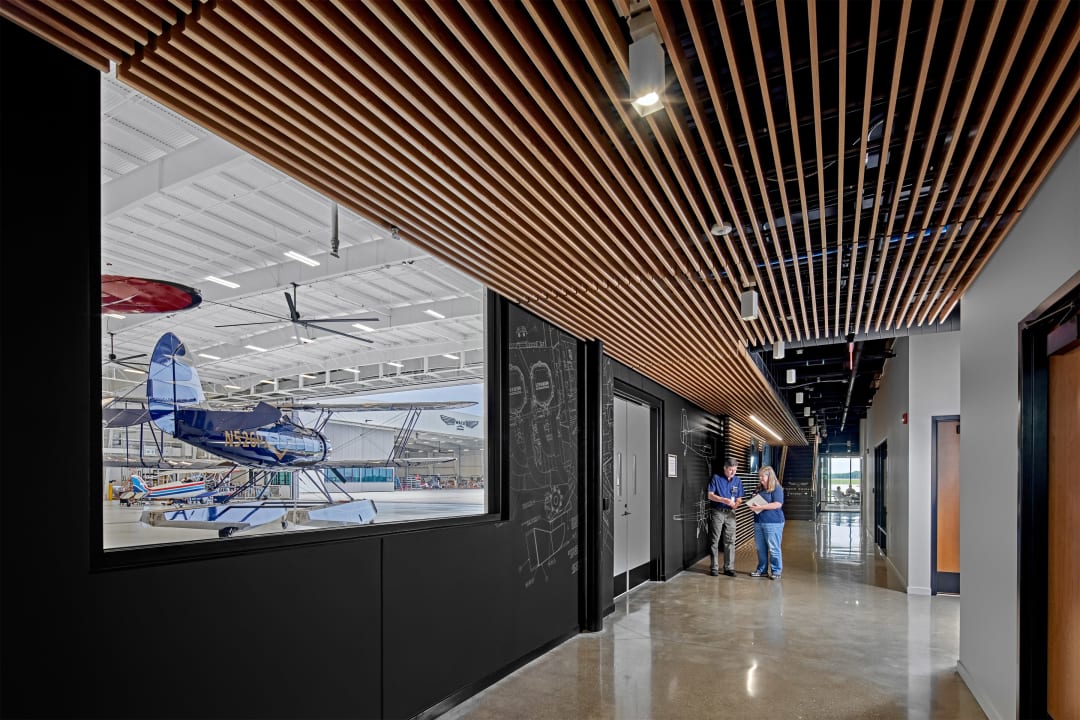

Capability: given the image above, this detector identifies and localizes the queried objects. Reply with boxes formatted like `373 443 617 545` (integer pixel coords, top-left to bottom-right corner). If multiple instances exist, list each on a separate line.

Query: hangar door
613 395 651 597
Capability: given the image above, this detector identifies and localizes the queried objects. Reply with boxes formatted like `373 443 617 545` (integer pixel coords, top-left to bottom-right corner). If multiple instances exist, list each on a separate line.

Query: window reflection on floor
817 510 863 559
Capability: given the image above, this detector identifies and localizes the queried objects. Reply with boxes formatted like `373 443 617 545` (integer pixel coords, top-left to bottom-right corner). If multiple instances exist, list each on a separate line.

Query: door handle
616 452 622 496
632 454 637 495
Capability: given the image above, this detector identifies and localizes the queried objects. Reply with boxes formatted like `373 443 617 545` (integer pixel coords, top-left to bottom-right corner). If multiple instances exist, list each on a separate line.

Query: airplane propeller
215 282 379 344
103 331 149 372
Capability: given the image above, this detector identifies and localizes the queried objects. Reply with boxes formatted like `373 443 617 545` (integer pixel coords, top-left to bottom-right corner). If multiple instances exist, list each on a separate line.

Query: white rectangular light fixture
258 379 275 385
224 384 243 390
205 275 240 289
353 323 376 332
629 31 665 117
300 373 317 379
244 344 267 352
748 414 782 442
299 337 315 343
443 353 459 360
786 368 796 384
198 353 221 360
424 309 445 319
283 250 320 267
342 367 360 373
774 340 785 359
804 406 811 417
386 361 404 368
795 391 804 404
740 290 759 321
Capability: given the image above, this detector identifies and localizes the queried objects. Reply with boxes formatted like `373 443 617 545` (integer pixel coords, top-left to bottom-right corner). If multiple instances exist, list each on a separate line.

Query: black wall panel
611 361 724 580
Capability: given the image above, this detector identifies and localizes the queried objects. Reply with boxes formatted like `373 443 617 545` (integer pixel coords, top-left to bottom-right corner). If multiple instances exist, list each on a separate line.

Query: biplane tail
147 331 207 435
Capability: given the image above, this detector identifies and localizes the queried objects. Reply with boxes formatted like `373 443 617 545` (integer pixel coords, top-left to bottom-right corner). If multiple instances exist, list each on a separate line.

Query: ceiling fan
103 331 149 372
216 282 379 344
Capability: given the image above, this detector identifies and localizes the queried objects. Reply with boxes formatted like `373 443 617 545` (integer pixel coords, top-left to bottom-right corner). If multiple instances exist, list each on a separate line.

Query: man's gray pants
709 508 737 572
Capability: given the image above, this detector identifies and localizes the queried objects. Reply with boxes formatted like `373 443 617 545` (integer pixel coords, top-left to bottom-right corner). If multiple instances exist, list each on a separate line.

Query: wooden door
1048 343 1080 718
933 417 960 594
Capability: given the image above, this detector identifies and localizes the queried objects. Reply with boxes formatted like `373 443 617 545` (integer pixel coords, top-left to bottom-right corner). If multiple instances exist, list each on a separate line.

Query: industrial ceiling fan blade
285 285 300 321
214 320 289 328
304 321 375 343
297 316 381 323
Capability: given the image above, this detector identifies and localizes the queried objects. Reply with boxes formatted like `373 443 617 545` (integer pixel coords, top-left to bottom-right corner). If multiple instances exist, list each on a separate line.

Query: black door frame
930 416 960 595
873 440 888 552
1018 272 1080 719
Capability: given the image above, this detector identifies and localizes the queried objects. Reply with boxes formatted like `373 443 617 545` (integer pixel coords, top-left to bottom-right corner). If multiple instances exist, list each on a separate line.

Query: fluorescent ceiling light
300 373 317 379
353 323 376 332
424 309 445 319
245 344 267 352
386 361 404 368
342 367 360 373
121 367 146 374
104 313 125 319
748 414 782 442
224 384 242 390
258 379 275 385
299 337 315 343
443 353 459 360
205 275 240 288
284 250 320 267
198 353 221 360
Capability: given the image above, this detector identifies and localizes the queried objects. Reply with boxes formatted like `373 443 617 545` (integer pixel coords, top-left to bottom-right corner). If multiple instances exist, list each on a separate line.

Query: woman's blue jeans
754 522 785 576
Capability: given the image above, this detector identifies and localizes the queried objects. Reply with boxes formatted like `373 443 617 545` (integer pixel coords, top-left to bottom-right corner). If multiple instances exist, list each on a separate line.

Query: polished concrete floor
440 511 985 720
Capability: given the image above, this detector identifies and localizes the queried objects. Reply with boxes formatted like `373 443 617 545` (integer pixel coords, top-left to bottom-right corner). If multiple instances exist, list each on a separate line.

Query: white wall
907 332 961 595
866 336 910 585
958 136 1080 720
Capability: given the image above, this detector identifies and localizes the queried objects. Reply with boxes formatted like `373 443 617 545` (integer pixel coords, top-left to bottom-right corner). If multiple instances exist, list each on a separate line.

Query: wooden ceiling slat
852 2 909 335
893 1 1007 329
834 0 847 336
877 0 976 332
776 0 820 339
0 1 112 70
864 0 943 334
933 107 1080 325
807 0 830 338
745 0 812 343
7 0 1076 446
49 0 140 55
682 0 787 344
918 8 1076 326
928 73 1080 325
714 0 800 343
841 0 879 337
200 2 605 305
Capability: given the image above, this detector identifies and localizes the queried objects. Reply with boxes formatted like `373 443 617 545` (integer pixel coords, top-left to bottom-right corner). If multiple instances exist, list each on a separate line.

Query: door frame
613 382 662 591
930 415 960 595
1018 272 1080 719
873 440 888 552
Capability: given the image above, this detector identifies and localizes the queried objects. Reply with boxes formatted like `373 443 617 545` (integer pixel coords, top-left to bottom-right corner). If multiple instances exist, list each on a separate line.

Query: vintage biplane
103 331 474 536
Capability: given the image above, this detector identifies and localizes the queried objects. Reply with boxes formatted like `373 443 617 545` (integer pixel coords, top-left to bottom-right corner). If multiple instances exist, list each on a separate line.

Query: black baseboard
414 629 579 720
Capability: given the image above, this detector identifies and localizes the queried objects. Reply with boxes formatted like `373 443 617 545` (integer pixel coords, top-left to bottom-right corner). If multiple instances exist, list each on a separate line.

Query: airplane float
103 331 476 537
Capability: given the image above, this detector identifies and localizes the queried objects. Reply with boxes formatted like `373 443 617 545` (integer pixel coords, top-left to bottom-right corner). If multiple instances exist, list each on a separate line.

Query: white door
614 396 651 596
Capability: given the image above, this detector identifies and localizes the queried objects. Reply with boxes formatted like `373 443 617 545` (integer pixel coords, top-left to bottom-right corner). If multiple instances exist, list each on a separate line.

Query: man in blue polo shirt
707 457 744 577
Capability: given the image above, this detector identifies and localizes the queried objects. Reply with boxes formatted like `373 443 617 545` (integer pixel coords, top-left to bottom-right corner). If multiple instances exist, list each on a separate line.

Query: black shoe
709 568 719 576
723 569 737 577
770 574 781 580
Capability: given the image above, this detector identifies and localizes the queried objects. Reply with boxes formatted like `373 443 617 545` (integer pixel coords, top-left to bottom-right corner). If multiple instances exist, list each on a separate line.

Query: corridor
441 512 985 719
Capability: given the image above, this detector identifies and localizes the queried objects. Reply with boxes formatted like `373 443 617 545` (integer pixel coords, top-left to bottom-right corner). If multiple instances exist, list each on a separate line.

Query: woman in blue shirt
749 465 785 579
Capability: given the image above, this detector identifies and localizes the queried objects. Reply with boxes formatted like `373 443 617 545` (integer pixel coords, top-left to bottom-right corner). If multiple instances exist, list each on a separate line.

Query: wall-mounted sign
667 454 677 478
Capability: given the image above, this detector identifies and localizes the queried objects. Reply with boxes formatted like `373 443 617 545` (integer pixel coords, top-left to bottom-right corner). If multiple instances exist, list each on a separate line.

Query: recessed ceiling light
424 309 445 319
198 353 221 360
284 250 320 267
245 344 267 352
205 275 240 288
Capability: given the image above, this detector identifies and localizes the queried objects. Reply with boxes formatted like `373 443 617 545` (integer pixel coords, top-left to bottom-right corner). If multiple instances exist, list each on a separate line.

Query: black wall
0 20 730 719
611 362 725 579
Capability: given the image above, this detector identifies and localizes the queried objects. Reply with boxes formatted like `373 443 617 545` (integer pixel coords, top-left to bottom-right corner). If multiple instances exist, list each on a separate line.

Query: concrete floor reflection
440 512 984 720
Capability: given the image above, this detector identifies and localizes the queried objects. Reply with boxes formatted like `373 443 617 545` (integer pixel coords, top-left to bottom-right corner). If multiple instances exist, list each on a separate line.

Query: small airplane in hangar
103 331 475 536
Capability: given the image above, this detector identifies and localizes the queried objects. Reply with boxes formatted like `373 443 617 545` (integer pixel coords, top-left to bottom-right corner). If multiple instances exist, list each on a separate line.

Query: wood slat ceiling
5 0 1078 445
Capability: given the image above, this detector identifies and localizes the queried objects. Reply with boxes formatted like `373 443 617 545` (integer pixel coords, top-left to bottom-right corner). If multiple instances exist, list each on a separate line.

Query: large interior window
100 74 489 549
